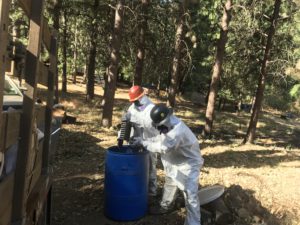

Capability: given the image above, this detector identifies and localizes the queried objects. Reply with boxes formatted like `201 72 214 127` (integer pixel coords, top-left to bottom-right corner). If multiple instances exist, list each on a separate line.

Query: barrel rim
107 145 148 155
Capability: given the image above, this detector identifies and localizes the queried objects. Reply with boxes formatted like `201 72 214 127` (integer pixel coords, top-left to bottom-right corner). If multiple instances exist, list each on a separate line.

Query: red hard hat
129 85 144 102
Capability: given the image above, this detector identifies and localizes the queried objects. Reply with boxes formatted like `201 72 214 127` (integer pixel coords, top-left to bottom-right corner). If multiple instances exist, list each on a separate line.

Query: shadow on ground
52 128 105 225
177 101 300 149
220 184 282 225
203 149 300 169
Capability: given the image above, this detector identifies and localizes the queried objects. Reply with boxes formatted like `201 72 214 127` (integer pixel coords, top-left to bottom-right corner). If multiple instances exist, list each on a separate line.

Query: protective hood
157 114 178 130
135 95 151 111
168 115 180 127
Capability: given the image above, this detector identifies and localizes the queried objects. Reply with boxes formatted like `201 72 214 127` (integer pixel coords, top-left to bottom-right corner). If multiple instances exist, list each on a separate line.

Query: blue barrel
104 145 149 221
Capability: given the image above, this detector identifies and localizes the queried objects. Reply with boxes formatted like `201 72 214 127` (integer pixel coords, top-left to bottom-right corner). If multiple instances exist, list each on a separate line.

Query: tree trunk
101 7 114 107
243 0 281 144
167 0 188 108
53 0 61 104
218 97 223 111
62 9 67 93
83 60 88 83
134 0 149 85
156 74 161 97
86 0 99 101
204 0 232 137
101 0 124 127
73 19 77 84
86 42 96 100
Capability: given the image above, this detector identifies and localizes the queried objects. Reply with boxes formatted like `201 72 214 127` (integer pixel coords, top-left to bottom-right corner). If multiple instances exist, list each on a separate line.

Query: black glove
117 139 123 148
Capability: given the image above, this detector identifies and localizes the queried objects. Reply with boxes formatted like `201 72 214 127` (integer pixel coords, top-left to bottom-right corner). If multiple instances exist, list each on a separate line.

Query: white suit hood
127 95 159 139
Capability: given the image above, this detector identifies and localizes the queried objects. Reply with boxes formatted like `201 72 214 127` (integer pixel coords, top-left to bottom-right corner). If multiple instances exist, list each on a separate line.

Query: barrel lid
107 145 147 155
198 185 225 205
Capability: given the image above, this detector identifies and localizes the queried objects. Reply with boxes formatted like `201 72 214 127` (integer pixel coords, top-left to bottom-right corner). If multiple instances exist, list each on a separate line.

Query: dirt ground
51 80 300 225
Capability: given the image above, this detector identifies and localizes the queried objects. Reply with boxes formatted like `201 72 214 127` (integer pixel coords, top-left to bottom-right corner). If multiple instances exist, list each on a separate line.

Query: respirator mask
134 95 147 111
156 124 169 134
152 116 171 134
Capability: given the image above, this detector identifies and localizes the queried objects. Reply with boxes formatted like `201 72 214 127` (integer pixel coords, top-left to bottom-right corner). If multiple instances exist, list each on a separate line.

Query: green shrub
264 90 293 111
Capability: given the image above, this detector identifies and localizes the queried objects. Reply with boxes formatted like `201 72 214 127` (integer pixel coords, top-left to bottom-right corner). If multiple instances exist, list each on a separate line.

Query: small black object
117 139 123 148
157 124 169 134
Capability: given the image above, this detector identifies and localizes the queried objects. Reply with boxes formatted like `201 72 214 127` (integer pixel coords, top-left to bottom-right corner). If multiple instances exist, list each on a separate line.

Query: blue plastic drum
104 145 149 221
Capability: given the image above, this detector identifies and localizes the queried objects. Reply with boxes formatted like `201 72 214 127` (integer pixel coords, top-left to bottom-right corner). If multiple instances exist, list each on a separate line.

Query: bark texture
243 0 281 144
86 0 99 101
134 0 149 85
204 0 232 137
167 1 188 108
101 0 124 127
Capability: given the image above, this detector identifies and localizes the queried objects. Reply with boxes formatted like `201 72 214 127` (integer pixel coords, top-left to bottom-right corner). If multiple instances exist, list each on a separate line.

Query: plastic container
198 185 225 205
104 145 149 221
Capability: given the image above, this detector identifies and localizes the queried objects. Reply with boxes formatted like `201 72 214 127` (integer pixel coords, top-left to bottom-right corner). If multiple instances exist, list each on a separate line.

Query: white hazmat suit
142 115 204 225
125 95 159 196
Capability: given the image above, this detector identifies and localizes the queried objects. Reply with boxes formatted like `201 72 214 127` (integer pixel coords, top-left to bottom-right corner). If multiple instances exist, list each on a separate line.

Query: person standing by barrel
133 103 204 225
118 85 159 197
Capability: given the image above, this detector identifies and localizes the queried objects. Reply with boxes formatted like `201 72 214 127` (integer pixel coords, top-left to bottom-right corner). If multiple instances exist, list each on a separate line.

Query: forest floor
51 79 300 225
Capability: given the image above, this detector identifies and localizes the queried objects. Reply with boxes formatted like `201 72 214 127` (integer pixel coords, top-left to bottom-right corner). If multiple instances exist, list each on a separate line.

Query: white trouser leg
160 176 178 209
183 169 201 225
183 190 201 225
148 152 157 195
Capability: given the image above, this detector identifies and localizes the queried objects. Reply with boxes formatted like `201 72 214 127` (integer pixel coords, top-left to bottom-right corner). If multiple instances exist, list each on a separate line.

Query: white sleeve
143 140 167 153
144 133 180 154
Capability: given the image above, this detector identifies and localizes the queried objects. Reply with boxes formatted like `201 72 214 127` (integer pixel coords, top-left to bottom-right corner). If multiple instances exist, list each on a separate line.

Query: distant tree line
8 0 300 143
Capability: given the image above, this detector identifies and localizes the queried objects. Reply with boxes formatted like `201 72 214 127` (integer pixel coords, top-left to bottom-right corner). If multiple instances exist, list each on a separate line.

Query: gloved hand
130 137 143 147
117 138 123 148
141 140 150 149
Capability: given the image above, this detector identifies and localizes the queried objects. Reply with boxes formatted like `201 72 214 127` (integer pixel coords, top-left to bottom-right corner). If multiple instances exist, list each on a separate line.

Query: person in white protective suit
121 85 159 196
135 103 204 225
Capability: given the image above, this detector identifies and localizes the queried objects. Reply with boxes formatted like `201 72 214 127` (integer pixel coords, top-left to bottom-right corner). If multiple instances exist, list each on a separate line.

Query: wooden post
0 0 11 152
42 31 57 174
12 0 45 223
